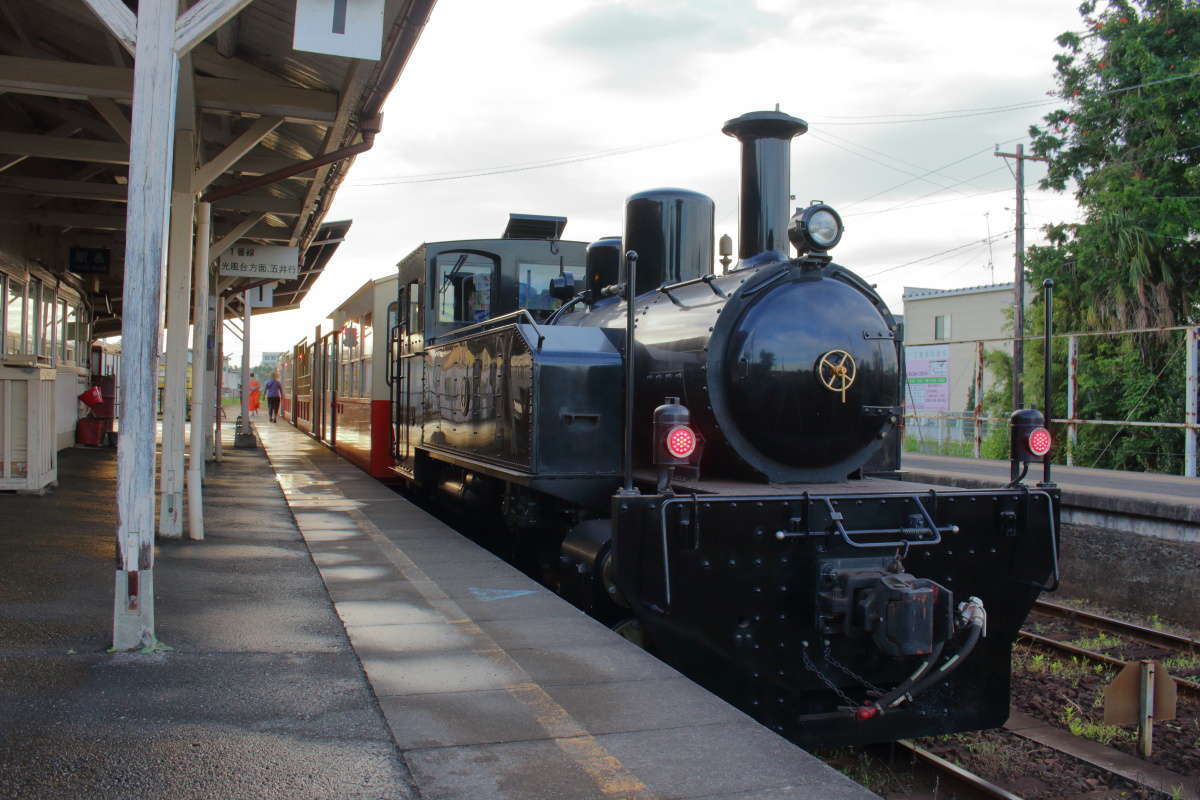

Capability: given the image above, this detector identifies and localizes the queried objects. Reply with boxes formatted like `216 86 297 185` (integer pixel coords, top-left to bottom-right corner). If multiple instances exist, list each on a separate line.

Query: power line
861 232 1011 278
843 168 1011 218
840 139 1025 211
807 71 1200 127
349 135 706 186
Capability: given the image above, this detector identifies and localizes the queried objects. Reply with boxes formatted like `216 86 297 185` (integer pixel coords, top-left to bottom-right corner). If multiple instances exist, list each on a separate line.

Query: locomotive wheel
611 618 645 648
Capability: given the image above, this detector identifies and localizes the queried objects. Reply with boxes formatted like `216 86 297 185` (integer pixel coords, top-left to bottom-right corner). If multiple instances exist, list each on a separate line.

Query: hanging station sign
218 245 300 280
293 0 386 60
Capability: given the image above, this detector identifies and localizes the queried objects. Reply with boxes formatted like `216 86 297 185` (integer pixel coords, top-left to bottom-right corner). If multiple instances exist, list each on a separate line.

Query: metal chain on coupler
800 641 857 708
823 641 884 696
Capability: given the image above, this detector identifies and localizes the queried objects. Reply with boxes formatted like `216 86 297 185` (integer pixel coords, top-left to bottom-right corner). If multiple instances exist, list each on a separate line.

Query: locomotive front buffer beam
607 486 1060 747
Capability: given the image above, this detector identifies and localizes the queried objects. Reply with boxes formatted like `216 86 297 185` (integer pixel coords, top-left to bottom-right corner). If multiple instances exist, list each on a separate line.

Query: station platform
0 422 877 799
903 452 1200 528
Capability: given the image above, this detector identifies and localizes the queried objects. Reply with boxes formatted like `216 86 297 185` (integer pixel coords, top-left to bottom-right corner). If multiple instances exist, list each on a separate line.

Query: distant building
902 283 1030 418
259 351 284 370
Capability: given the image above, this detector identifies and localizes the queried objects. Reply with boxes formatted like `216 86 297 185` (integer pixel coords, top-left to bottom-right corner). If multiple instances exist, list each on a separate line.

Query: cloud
545 0 788 90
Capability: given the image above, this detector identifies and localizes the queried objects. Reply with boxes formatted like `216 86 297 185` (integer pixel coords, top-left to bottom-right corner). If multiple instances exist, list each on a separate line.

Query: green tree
1020 0 1197 473
1027 0 1199 330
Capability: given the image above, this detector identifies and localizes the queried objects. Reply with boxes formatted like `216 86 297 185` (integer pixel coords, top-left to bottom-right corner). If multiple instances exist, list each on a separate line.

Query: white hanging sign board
244 282 277 309
905 344 951 412
218 245 300 280
293 0 386 60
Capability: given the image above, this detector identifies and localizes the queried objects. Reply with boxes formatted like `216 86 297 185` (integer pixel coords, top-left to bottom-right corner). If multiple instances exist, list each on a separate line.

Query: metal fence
902 324 1199 477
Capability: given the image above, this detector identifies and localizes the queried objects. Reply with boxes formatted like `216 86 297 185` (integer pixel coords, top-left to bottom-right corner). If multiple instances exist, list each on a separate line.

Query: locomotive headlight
789 202 844 254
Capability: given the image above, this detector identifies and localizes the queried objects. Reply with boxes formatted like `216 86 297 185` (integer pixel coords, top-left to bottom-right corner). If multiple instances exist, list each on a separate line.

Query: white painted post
204 282 218 463
1138 660 1156 758
237 290 254 447
113 0 179 652
187 201 210 541
159 130 196 539
1067 335 1078 467
214 294 225 462
1186 326 1198 478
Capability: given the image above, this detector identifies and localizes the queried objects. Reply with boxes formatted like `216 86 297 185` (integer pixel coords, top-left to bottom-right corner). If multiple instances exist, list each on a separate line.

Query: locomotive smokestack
722 110 808 262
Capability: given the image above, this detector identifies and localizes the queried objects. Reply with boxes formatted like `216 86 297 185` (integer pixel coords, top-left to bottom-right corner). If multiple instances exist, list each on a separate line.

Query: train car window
407 281 420 331
435 252 495 324
517 261 577 313
63 302 77 365
58 299 68 362
3 275 23 355
361 313 373 397
41 283 55 360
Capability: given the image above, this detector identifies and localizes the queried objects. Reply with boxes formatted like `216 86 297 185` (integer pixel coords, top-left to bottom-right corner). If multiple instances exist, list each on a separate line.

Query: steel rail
895 740 1024 800
1017 630 1200 697
1033 598 1200 652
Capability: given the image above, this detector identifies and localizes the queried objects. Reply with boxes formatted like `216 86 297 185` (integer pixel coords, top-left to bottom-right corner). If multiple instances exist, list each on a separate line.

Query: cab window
435 252 496 324
516 262 578 313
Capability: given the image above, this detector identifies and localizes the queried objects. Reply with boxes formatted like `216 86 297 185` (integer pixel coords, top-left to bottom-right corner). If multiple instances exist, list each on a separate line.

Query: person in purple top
264 372 283 422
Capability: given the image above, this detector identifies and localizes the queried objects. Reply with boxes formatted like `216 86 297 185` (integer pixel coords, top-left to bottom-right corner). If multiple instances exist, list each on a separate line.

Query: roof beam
0 122 82 173
90 97 131 143
0 128 311 179
24 210 128 230
78 0 136 56
212 193 303 215
214 16 238 58
191 41 286 86
193 116 282 191
291 60 369 246
175 0 254 57
211 212 265 257
0 56 339 122
0 131 128 164
0 175 126 202
22 211 288 242
0 176 302 215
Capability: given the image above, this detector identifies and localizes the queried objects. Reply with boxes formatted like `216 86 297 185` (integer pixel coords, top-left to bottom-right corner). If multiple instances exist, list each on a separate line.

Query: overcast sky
246 0 1085 363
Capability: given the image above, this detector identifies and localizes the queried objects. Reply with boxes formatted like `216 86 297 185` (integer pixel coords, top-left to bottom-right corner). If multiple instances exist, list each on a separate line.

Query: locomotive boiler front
577 109 902 482
706 265 901 481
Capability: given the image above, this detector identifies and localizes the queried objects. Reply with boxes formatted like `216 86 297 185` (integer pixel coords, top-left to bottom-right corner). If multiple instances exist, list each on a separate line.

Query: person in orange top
248 377 261 416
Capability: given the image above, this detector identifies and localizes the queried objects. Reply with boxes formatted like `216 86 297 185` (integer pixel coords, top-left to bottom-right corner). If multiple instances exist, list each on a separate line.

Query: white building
902 283 1031 437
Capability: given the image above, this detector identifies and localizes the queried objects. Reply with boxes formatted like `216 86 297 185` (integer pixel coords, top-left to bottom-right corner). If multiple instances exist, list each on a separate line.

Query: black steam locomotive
388 110 1060 747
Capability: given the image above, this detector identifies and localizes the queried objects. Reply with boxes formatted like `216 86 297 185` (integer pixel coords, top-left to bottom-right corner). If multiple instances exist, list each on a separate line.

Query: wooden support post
1067 335 1078 467
234 290 255 448
113 0 178 652
159 129 196 539
203 281 217 463
187 201 210 541
214 293 225 462
1139 660 1155 758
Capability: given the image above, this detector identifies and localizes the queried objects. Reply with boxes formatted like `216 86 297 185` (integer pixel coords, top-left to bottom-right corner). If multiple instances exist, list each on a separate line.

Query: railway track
894 740 1024 800
1020 599 1200 697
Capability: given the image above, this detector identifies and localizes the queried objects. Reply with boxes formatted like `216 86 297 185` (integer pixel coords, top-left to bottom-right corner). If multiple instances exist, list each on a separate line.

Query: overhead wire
860 232 1011 278
807 71 1200 126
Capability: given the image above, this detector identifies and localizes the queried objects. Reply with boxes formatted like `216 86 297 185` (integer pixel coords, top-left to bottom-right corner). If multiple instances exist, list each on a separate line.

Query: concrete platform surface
0 433 416 799
0 421 878 800
256 420 878 800
903 452 1199 524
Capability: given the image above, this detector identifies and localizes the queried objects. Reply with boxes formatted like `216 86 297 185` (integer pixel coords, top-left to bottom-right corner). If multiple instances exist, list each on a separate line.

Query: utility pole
995 144 1048 411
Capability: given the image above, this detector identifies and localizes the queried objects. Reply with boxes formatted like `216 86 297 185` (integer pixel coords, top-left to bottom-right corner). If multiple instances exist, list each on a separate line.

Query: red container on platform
79 385 103 408
76 417 105 446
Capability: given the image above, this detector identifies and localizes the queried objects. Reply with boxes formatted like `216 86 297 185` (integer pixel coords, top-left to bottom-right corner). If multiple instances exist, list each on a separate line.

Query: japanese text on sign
218 245 300 280
905 344 950 412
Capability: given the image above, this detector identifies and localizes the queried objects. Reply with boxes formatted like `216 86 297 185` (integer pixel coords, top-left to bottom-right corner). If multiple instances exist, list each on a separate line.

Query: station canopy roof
0 0 434 336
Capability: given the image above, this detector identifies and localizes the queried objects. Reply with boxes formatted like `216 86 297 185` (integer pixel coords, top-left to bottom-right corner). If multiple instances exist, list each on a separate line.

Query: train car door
319 331 338 443
393 279 421 475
